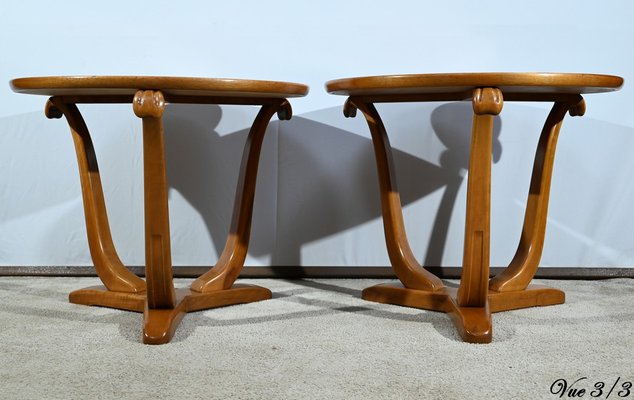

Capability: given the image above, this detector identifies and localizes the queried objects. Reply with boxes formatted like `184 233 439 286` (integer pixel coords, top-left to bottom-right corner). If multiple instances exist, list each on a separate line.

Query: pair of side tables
10 73 623 344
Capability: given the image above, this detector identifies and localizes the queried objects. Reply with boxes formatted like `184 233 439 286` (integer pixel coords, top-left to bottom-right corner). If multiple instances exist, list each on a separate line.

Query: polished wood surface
326 72 623 96
456 88 502 312
44 99 146 294
69 284 271 344
191 101 292 292
11 76 309 98
362 283 564 343
489 97 586 292
344 99 443 292
331 72 622 343
134 90 176 309
14 75 308 344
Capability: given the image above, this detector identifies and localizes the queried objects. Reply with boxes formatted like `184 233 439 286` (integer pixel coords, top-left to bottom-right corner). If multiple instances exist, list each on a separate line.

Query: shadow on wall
160 101 501 268
425 103 502 266
162 104 277 262
272 103 501 267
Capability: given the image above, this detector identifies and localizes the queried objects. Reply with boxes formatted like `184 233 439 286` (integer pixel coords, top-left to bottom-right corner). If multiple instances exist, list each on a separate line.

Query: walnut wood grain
328 72 622 343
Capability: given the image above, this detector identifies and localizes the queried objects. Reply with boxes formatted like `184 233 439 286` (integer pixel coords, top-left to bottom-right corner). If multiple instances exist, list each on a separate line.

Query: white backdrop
1 0 632 269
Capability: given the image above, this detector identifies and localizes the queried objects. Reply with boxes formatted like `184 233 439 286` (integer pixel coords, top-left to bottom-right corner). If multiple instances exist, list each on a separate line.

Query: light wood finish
326 72 623 96
362 283 564 343
457 88 502 310
69 284 271 344
191 101 292 292
13 76 308 344
133 90 176 310
11 76 308 98
327 72 622 343
346 99 443 291
489 97 585 292
44 99 146 294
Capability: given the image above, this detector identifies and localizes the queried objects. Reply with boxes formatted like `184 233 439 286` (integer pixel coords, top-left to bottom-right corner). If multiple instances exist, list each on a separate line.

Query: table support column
133 90 176 310
442 87 501 342
350 89 509 343
456 87 503 307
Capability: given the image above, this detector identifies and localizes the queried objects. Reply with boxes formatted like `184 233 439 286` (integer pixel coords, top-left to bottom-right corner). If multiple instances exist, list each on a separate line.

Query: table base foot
69 284 272 344
445 299 491 343
488 284 564 312
143 293 188 345
69 286 146 312
362 282 564 343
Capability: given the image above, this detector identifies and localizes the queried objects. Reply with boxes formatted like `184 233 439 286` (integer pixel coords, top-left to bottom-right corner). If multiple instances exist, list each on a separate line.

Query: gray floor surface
0 277 633 399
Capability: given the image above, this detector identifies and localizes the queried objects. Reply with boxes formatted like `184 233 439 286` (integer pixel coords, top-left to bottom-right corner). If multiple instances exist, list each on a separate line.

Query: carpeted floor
0 277 633 399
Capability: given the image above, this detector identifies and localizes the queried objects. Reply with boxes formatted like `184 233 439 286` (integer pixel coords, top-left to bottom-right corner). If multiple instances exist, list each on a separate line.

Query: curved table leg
345 98 444 292
190 100 290 294
353 90 503 343
52 94 285 344
346 91 588 343
46 98 146 301
135 92 273 344
487 96 586 312
345 97 498 338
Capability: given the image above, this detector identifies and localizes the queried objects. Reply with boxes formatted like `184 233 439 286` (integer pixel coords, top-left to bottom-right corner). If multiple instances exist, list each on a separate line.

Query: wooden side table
325 73 623 343
10 76 308 344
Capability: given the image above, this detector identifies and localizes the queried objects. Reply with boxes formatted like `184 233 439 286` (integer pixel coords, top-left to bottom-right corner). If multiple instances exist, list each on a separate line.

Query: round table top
10 76 309 98
325 72 623 96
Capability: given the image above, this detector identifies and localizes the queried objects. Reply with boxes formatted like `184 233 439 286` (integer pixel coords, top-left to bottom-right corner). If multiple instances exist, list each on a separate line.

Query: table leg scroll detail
191 100 292 293
46 98 145 294
346 98 443 292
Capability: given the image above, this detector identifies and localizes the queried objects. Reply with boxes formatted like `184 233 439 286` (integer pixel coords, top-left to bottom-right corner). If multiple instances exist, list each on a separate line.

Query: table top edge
9 75 310 98
324 72 624 95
